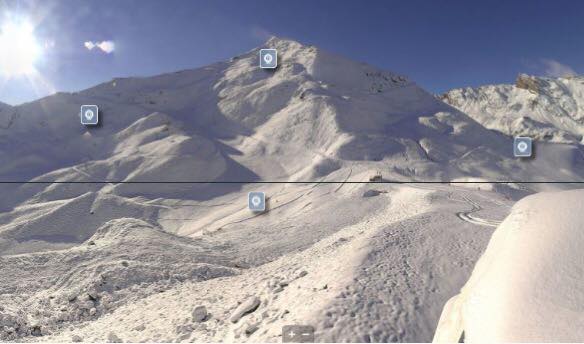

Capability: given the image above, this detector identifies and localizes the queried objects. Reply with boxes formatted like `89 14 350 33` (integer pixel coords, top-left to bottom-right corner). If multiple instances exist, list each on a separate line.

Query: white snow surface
0 37 582 342
434 189 584 342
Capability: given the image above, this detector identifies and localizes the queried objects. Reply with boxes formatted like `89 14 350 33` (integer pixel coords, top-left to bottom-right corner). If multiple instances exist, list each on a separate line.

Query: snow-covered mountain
441 74 584 143
2 37 581 254
2 39 583 193
1 38 583 342
10 37 455 186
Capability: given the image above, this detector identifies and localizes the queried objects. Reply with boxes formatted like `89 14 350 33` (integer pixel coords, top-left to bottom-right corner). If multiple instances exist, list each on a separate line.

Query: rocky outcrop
515 74 545 93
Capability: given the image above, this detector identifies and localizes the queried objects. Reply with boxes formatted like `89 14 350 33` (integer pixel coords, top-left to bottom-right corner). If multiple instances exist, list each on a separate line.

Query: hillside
2 39 582 191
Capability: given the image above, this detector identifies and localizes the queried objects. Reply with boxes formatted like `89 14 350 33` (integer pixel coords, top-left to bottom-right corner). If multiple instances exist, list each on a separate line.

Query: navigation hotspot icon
259 49 277 69
248 192 266 212
80 105 99 125
514 136 532 158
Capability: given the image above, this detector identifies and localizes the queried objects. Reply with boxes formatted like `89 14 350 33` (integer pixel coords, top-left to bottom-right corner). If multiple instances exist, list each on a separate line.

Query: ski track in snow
455 197 502 228
409 184 507 228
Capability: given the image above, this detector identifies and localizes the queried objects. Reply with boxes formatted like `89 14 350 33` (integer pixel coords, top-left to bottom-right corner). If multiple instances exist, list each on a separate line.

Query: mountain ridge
442 73 584 143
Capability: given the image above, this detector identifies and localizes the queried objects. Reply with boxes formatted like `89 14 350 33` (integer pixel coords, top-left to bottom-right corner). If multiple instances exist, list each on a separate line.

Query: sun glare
0 19 41 77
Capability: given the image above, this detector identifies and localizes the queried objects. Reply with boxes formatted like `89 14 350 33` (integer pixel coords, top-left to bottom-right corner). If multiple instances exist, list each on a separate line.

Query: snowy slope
434 189 584 342
0 37 583 342
4 184 507 343
442 74 584 143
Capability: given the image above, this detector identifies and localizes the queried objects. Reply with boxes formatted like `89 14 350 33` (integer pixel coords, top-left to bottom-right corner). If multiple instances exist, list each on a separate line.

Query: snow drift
433 189 584 342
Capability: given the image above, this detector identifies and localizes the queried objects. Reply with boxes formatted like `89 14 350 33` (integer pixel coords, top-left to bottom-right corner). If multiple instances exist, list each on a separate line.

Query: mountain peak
263 36 305 49
255 37 410 94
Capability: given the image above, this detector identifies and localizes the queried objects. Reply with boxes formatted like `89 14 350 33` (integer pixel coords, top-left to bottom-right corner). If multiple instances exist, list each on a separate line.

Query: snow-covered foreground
0 182 511 342
434 189 584 342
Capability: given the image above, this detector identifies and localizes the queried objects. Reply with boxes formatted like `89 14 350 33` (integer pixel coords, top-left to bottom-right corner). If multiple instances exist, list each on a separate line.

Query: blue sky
1 0 583 104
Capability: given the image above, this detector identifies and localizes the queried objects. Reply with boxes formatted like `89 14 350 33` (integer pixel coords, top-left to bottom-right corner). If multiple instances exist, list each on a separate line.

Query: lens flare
0 18 41 77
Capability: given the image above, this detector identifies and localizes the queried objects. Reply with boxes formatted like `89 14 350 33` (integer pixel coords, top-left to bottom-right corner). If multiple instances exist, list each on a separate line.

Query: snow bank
434 189 584 342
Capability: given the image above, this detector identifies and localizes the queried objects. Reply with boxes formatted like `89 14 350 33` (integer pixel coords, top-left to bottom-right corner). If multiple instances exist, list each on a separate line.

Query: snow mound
0 218 239 340
434 189 584 342
0 191 166 255
441 74 584 143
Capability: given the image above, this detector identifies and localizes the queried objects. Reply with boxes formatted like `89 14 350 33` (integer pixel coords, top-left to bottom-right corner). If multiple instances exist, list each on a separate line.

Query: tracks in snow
408 184 505 228
455 195 502 228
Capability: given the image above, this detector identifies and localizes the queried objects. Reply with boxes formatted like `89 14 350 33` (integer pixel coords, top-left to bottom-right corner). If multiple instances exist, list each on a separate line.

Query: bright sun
0 19 41 77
